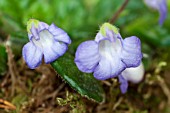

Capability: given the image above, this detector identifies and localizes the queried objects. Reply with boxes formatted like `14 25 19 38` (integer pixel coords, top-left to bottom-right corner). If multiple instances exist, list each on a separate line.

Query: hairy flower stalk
75 23 143 80
22 19 71 69
144 0 167 25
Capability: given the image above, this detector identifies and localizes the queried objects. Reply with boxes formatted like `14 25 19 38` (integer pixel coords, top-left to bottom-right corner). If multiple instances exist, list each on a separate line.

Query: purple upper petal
75 41 100 73
121 36 142 68
49 23 71 44
22 42 43 69
95 33 105 43
95 29 122 43
38 22 49 31
30 25 40 40
28 22 49 40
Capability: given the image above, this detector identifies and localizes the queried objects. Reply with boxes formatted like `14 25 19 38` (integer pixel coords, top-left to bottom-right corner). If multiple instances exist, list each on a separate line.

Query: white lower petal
94 56 125 80
39 30 54 47
94 39 125 80
121 63 144 83
43 41 67 63
99 39 121 64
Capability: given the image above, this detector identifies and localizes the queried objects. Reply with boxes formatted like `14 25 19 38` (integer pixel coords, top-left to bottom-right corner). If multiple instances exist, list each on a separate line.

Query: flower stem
109 0 129 24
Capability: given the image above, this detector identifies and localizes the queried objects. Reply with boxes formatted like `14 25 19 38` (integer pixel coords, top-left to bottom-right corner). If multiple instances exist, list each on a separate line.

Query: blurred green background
0 0 169 43
0 0 170 113
0 0 170 72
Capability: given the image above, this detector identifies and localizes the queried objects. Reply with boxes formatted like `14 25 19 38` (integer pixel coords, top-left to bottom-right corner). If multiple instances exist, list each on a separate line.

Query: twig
102 81 112 86
157 76 170 106
6 36 16 96
0 99 16 110
5 35 20 96
107 83 119 113
109 0 129 24
45 83 65 100
112 97 123 110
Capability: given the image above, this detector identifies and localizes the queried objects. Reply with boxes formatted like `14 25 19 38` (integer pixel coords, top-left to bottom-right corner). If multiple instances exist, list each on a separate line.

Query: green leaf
123 16 170 47
0 44 7 75
51 53 105 103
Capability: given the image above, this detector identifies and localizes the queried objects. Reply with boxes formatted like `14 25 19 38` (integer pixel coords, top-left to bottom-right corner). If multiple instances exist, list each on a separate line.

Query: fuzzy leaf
51 53 105 103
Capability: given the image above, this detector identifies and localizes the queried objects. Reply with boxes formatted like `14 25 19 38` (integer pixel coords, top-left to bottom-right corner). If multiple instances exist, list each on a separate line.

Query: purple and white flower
75 23 142 80
22 19 71 69
118 63 145 93
144 0 167 25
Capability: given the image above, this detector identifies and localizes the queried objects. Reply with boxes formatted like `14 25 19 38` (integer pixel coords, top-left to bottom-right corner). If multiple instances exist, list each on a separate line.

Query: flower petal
22 42 43 69
118 75 128 94
105 29 122 42
28 22 49 40
93 38 126 80
95 29 122 43
75 41 100 73
95 33 105 43
30 25 40 40
121 63 144 83
121 36 142 68
49 23 71 44
144 0 167 25
28 33 33 40
144 0 159 9
159 0 167 25
38 29 68 63
43 41 68 64
93 56 125 80
38 22 49 31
